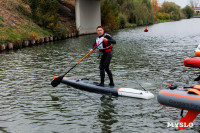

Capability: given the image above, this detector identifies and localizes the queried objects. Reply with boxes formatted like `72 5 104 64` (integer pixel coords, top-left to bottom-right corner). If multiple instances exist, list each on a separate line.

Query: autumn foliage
101 0 154 29
101 0 189 29
152 0 183 21
152 0 159 12
25 0 60 29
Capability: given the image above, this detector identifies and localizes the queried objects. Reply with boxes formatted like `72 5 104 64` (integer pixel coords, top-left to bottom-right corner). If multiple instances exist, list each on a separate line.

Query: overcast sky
159 0 190 8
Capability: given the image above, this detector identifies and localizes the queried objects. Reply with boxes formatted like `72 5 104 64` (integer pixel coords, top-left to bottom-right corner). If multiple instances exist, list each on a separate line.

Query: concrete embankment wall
0 32 78 51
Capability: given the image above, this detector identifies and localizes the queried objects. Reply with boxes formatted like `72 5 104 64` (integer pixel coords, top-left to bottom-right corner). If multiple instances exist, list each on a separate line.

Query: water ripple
0 19 200 132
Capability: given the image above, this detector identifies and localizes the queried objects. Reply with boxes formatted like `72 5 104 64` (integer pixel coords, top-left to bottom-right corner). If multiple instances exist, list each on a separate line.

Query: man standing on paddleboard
89 26 116 86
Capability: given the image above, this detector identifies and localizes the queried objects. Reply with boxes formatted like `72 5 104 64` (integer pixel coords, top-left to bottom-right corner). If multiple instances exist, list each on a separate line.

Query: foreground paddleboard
59 77 154 99
157 85 200 130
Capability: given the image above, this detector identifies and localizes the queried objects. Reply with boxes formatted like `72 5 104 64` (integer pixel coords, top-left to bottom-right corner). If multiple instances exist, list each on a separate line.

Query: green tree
118 14 126 28
101 0 154 29
182 5 194 19
160 2 181 20
127 0 153 25
101 0 119 29
142 0 154 24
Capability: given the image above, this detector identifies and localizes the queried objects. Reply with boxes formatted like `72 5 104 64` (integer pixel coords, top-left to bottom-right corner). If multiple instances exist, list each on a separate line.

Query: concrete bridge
75 0 101 35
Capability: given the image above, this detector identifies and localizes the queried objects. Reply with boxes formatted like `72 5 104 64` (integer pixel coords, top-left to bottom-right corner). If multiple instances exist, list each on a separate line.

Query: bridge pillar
75 0 101 35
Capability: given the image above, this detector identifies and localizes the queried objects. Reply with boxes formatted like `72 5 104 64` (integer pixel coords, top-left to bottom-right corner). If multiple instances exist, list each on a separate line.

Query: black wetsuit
92 33 116 86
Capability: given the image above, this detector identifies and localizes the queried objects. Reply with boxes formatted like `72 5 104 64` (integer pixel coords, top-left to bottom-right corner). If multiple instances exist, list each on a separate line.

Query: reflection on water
0 18 200 132
98 95 118 133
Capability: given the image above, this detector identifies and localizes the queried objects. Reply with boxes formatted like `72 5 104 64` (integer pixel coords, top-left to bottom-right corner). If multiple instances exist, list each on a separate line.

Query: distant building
194 7 200 15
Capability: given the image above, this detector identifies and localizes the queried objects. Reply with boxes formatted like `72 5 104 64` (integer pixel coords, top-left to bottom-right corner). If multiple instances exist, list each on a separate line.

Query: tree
143 0 154 24
182 5 195 18
152 0 159 12
118 14 126 28
160 2 181 20
26 0 60 29
190 0 200 8
101 0 154 29
101 0 119 29
121 0 153 25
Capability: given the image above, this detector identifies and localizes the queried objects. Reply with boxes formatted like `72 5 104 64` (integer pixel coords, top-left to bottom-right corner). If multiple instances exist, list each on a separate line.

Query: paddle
51 42 102 87
133 76 147 91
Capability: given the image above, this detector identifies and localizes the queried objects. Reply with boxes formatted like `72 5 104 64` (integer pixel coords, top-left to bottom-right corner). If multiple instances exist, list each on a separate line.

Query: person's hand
103 38 108 42
89 49 93 53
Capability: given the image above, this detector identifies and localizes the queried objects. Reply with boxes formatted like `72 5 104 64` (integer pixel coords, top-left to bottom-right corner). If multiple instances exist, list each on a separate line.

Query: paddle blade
178 110 199 130
51 75 64 87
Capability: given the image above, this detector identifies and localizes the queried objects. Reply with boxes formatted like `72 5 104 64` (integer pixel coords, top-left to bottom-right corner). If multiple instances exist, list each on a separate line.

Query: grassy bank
0 20 53 44
0 0 75 48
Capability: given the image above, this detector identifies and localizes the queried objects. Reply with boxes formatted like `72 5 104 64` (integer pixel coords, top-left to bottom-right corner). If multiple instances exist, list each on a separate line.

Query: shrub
0 23 4 27
160 2 181 20
182 5 194 19
15 5 31 17
0 16 4 21
118 14 126 28
53 27 68 38
157 12 170 20
26 0 60 29
27 32 39 40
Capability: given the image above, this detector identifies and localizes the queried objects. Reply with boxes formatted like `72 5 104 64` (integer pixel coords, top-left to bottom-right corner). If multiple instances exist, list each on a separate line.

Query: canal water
1 18 200 133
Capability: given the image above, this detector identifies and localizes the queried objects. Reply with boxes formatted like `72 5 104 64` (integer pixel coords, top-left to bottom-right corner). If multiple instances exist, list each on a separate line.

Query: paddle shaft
62 52 90 76
136 80 147 91
62 42 101 77
133 76 147 91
